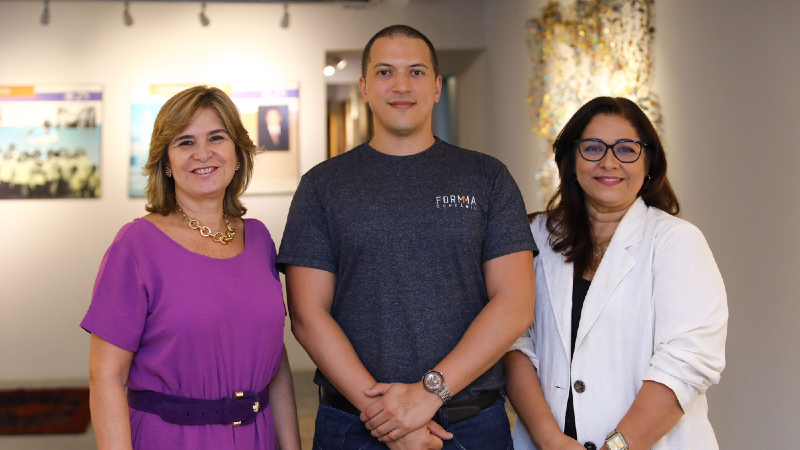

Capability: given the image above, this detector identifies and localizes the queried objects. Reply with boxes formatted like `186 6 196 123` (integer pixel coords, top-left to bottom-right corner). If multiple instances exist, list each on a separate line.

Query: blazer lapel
574 198 647 351
541 246 575 362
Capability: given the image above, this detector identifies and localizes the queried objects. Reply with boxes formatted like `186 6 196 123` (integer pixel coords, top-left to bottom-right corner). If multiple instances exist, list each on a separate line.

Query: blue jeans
312 395 514 450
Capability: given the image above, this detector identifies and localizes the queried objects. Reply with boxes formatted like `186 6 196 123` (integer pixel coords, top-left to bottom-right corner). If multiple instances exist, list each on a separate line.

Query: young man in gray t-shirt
278 25 537 450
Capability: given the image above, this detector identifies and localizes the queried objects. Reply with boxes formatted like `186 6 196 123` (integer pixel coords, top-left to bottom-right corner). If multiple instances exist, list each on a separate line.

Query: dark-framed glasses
575 139 646 163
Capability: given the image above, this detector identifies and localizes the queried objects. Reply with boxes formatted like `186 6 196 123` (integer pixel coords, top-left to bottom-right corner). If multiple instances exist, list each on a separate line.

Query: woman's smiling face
167 108 237 203
575 114 647 214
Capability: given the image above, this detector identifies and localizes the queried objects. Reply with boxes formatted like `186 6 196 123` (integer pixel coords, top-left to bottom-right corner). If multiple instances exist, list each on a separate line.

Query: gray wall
658 2 800 446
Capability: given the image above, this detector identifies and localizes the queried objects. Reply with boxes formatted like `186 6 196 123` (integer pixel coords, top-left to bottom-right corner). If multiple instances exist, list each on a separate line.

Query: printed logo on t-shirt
436 194 477 210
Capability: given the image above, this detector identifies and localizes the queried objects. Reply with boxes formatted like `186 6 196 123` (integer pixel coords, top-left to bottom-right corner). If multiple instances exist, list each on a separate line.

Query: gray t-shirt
277 139 537 402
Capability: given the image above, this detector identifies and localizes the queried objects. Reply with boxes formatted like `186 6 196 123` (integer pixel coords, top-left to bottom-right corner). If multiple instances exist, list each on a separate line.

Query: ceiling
51 0 376 3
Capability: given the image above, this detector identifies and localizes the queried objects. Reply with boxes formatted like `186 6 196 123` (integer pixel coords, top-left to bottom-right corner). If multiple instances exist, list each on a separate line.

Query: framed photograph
0 85 103 199
258 104 290 151
129 83 299 197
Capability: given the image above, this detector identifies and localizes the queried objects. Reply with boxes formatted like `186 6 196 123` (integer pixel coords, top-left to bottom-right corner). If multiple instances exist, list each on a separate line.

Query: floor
0 371 516 449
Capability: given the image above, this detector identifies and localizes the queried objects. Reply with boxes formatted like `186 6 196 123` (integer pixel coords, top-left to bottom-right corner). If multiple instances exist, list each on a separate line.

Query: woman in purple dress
82 86 301 449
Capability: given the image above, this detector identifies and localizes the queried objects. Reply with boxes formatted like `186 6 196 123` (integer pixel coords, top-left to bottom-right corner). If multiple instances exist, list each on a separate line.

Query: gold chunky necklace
177 204 236 245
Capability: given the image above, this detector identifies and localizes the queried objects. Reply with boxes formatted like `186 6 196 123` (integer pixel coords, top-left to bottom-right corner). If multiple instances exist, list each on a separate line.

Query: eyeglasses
574 139 646 163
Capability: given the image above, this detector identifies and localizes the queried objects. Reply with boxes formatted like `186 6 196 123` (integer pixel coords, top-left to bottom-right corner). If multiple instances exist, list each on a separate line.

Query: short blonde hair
143 86 258 217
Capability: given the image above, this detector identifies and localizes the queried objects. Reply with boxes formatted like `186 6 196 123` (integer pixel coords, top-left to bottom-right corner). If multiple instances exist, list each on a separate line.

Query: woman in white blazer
505 97 727 450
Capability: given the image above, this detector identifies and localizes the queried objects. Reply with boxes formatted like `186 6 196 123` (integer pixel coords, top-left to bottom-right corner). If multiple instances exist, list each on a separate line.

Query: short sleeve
643 221 728 411
80 240 148 353
276 173 337 274
481 164 538 262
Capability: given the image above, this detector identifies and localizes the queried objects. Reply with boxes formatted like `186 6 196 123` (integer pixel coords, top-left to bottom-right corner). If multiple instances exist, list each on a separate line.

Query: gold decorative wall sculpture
527 0 660 203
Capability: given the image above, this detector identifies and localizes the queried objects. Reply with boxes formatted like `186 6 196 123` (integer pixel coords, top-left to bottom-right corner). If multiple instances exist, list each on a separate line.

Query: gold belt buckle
231 391 259 427
232 391 244 426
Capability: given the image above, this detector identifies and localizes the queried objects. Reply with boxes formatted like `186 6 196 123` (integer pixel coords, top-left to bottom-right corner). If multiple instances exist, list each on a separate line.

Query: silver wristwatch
605 430 628 450
422 370 452 404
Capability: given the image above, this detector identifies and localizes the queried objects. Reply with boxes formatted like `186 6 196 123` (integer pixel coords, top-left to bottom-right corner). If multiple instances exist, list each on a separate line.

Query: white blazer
510 198 727 450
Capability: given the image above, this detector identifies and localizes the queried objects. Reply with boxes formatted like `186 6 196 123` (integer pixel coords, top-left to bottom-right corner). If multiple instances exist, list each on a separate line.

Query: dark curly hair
540 96 679 277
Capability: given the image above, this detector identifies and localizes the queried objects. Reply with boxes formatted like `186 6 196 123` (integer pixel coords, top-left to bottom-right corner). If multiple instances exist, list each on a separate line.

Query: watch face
423 372 443 392
607 433 627 450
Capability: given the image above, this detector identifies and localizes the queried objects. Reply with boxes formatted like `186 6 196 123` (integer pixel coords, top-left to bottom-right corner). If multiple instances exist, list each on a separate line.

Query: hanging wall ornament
527 0 661 204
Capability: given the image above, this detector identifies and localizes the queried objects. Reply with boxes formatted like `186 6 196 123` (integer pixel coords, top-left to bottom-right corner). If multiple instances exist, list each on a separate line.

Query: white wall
483 0 800 447
0 0 487 381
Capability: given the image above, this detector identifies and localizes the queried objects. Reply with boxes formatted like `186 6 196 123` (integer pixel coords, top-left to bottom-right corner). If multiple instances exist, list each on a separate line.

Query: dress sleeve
263 224 287 317
80 240 148 353
643 221 728 411
276 173 337 274
263 224 281 282
481 164 538 262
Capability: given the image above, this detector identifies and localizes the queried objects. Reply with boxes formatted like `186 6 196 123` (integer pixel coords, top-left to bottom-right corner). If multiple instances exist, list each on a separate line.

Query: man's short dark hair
361 24 439 79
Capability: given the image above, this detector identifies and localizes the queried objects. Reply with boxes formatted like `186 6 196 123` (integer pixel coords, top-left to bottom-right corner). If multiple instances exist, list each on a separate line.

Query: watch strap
436 385 452 404
422 370 452 404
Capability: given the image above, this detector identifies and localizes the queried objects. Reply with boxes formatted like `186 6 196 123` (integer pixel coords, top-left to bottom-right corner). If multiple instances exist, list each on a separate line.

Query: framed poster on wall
0 85 103 199
129 83 299 197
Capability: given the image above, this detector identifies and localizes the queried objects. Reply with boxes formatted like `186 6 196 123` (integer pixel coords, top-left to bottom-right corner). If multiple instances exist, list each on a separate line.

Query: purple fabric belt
127 387 269 426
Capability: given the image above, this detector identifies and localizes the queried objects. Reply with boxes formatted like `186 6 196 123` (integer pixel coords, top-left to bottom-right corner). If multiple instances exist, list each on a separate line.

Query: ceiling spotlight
199 2 210 27
280 4 289 29
123 2 134 27
324 55 347 77
40 0 50 26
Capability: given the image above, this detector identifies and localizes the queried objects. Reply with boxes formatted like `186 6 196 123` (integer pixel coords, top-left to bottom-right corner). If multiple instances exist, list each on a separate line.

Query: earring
236 161 240 171
165 166 172 177
646 174 651 180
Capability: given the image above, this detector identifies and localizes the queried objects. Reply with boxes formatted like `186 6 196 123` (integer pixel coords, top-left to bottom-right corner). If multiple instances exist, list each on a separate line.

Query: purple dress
81 218 285 449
